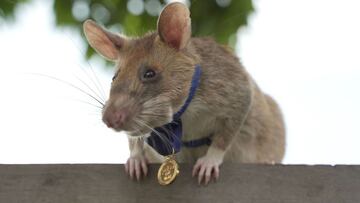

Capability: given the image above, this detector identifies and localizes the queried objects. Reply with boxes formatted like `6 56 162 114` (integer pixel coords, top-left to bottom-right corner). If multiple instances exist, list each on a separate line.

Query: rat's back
182 37 286 163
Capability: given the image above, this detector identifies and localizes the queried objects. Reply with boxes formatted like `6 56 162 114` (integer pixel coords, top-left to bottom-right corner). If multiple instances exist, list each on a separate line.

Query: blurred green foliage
0 0 30 21
1 0 254 60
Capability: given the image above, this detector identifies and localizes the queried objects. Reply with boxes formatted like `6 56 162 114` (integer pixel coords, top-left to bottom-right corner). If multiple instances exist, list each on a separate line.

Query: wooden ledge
0 164 359 203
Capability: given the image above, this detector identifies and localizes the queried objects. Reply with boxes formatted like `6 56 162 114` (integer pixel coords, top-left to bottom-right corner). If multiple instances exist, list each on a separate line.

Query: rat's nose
103 109 128 129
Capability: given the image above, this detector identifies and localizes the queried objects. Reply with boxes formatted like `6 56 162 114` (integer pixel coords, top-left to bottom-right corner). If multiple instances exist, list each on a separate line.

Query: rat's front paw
125 155 148 181
192 156 222 185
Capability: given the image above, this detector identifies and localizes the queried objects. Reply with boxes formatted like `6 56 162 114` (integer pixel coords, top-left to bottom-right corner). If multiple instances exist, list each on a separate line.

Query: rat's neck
172 64 202 119
145 64 202 156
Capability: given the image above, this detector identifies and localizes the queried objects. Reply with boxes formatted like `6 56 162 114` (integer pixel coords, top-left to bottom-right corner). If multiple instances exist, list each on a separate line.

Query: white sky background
0 0 359 164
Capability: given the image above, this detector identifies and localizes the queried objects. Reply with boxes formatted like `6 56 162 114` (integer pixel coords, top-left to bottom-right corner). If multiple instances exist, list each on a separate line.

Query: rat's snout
102 108 128 129
102 94 139 131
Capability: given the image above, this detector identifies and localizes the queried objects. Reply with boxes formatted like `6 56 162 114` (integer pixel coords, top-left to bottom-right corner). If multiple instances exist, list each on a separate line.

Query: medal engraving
157 156 179 185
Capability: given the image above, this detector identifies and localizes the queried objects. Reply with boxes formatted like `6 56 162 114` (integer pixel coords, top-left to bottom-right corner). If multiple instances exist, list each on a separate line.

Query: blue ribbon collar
146 64 212 156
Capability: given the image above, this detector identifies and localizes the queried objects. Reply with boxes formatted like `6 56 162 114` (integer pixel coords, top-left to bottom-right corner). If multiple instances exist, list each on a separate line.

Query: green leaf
2 0 254 65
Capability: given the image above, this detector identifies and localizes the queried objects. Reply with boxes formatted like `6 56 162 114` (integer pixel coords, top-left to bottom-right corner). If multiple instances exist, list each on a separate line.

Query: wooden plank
0 164 359 203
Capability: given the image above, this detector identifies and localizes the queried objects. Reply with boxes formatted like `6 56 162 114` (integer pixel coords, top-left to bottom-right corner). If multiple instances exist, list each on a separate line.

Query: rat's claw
192 159 202 177
125 156 148 181
193 157 221 185
197 164 206 184
135 159 141 181
204 166 212 185
213 165 220 181
141 159 148 176
127 158 135 179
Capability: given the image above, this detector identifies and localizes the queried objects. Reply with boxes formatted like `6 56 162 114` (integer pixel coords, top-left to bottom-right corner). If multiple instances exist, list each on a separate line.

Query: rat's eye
139 66 160 83
143 69 156 79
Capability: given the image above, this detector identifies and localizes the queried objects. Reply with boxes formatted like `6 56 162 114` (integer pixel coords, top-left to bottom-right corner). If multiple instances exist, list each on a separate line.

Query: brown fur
84 3 285 178
172 37 285 163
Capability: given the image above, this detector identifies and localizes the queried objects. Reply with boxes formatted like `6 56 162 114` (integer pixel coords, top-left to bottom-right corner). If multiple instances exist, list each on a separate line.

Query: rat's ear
83 20 125 61
157 2 191 50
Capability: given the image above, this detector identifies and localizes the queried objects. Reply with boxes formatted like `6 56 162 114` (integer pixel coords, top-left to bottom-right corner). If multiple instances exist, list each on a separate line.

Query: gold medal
157 155 179 185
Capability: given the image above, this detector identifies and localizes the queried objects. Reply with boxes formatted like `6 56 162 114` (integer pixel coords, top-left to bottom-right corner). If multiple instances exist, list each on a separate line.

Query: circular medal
157 156 179 185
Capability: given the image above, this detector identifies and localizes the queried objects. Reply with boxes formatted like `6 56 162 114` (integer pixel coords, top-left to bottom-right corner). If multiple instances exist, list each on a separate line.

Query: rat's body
142 36 285 164
83 2 285 184
176 37 285 163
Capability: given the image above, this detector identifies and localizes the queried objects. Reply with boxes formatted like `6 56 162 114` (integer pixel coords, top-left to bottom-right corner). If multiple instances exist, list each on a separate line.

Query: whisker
159 123 183 146
64 34 107 100
73 74 105 103
133 118 173 154
87 61 107 100
138 113 169 118
26 72 105 107
71 98 103 110
129 121 145 136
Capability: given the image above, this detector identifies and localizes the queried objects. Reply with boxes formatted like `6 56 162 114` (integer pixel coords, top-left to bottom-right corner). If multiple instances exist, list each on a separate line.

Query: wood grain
0 164 359 203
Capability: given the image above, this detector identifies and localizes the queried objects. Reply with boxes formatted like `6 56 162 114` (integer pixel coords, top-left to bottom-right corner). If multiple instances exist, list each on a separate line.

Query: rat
83 2 285 185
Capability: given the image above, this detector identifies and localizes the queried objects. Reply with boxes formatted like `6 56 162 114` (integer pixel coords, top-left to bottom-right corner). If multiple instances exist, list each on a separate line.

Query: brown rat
83 2 285 185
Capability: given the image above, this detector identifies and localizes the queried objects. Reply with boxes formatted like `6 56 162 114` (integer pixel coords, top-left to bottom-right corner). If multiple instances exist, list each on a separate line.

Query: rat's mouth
125 110 174 137
125 120 165 137
109 121 146 134
103 95 173 136
104 110 171 137
127 130 150 137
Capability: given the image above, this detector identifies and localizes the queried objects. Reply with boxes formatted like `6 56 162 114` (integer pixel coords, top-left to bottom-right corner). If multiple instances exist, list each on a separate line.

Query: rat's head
83 3 198 136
